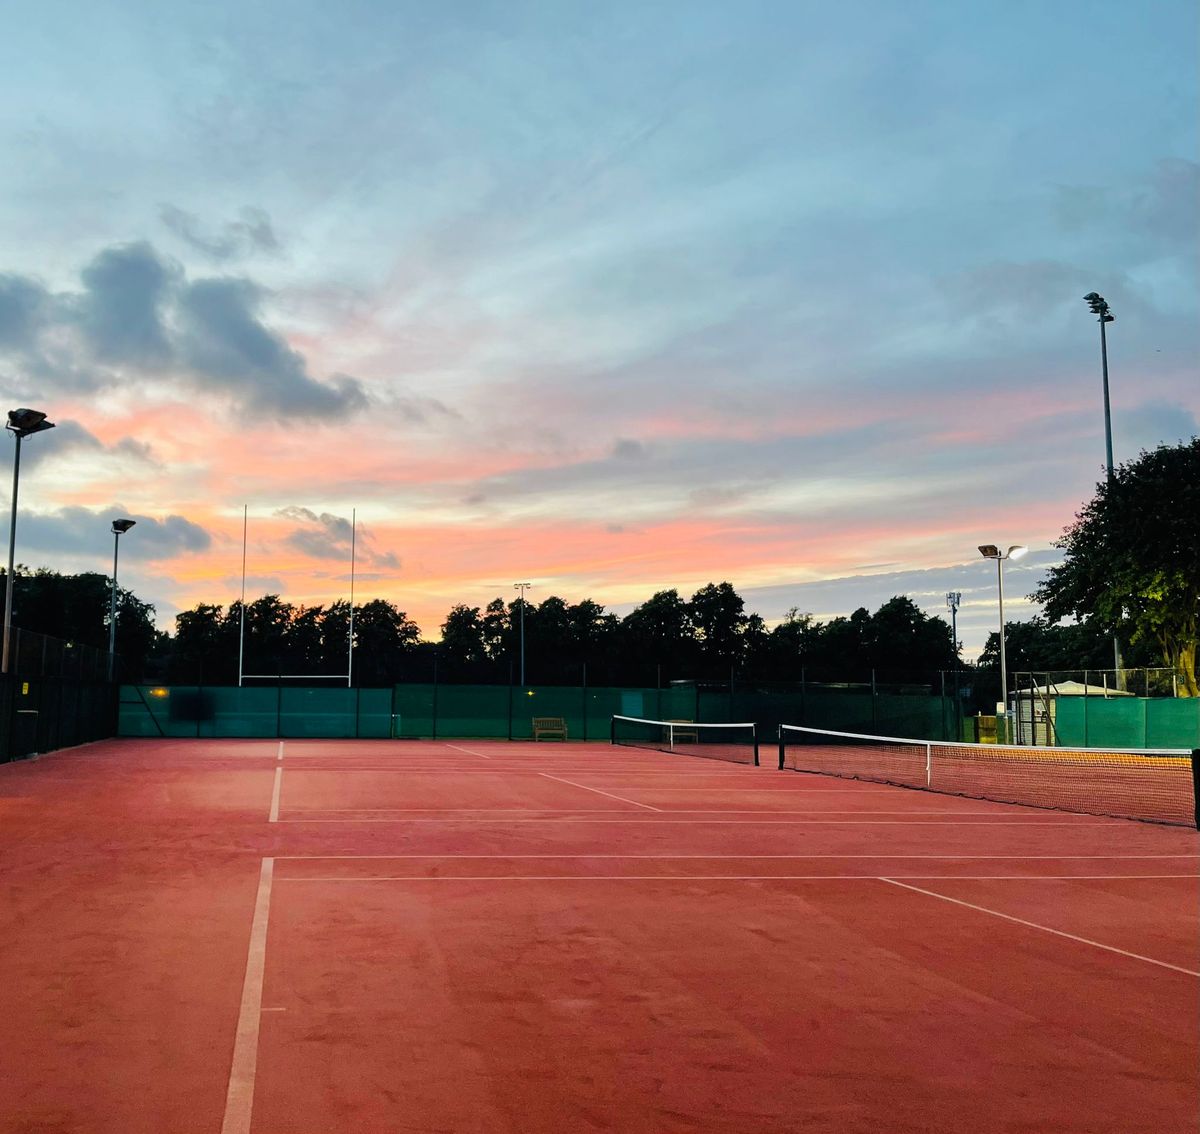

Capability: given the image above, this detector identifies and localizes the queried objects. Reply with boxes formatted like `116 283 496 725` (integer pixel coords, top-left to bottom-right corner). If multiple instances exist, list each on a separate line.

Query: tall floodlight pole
945 592 961 658
978 545 1027 735
1083 292 1122 679
1083 293 1116 480
3 409 56 674
513 582 531 686
108 519 137 682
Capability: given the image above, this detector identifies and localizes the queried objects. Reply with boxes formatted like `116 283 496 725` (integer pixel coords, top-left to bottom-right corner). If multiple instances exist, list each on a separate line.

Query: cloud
76 242 175 367
0 243 367 420
0 273 51 351
16 419 159 470
275 506 400 569
160 204 281 260
17 507 211 559
176 277 367 416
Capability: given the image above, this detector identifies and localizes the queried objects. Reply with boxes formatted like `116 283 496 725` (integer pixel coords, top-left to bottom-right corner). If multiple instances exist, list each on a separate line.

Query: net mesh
612 715 759 766
778 724 1199 827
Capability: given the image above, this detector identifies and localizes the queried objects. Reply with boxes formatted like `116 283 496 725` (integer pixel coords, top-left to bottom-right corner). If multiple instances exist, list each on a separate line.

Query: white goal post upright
237 506 358 687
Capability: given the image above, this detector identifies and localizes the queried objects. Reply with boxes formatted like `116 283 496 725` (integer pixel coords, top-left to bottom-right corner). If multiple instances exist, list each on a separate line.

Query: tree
689 582 749 672
1032 439 1199 696
440 605 488 666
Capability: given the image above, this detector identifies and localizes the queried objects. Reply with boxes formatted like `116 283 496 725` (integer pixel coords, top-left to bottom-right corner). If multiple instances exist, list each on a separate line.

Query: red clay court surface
1 738 1197 1134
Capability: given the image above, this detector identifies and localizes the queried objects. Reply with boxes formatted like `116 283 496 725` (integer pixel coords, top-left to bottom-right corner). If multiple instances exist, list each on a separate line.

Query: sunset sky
1 1 1196 658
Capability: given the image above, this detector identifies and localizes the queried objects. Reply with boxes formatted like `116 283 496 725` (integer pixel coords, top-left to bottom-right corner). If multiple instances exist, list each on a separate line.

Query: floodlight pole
1083 293 1121 679
3 409 56 675
514 582 531 686
979 545 1027 738
108 519 136 683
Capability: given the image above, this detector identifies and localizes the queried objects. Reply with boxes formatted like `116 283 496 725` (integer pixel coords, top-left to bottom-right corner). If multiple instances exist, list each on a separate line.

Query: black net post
1192 749 1200 830
751 725 759 767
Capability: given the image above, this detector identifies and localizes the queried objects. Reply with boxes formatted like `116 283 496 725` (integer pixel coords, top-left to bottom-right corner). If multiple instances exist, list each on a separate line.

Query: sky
0 0 1196 660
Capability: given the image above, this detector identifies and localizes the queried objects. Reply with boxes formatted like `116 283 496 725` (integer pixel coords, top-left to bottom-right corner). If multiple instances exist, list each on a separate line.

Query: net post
777 725 785 770
667 722 675 751
1192 750 1200 831
610 715 616 746
751 724 759 767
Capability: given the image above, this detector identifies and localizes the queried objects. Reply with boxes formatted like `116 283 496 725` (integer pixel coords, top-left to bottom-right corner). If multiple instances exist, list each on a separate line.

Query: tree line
5 439 1194 695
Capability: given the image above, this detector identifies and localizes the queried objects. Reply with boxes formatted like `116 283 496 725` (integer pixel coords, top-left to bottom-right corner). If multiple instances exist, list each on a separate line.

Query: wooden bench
664 719 698 742
532 716 568 741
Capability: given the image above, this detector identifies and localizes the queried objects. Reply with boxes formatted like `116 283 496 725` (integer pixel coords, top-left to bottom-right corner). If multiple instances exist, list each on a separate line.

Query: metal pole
997 557 1008 735
1100 316 1114 481
2 433 22 674
519 594 526 686
1101 314 1122 680
238 505 247 687
107 530 120 682
347 508 356 687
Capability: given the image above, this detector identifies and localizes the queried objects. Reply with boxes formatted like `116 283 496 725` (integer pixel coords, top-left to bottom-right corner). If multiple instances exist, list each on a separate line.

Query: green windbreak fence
1053 696 1200 750
118 683 962 742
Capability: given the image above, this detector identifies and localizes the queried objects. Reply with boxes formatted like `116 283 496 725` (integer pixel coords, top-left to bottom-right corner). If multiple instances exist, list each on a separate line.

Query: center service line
221 857 275 1134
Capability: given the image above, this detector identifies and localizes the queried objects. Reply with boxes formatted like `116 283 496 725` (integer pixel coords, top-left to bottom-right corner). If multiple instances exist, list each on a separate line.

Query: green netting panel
119 686 210 737
873 693 958 742
510 687 586 740
203 687 280 738
1146 698 1200 748
279 687 358 738
1079 698 1148 749
391 685 436 737
356 688 392 738
584 688 664 739
801 690 877 734
659 686 700 722
1052 697 1086 746
434 685 511 738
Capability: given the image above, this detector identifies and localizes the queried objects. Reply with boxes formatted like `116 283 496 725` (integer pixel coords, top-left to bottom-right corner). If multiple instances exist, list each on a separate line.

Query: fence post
871 669 878 730
432 656 439 740
507 662 514 741
582 662 588 742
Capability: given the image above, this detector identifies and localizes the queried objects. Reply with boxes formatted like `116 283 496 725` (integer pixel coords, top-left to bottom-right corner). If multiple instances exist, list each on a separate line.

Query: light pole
978 544 1027 736
1083 293 1115 481
1083 292 1123 680
513 582 531 686
3 408 56 674
108 519 136 682
945 591 961 658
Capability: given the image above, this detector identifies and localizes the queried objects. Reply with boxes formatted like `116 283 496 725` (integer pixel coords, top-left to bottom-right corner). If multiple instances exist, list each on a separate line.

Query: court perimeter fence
115 679 976 743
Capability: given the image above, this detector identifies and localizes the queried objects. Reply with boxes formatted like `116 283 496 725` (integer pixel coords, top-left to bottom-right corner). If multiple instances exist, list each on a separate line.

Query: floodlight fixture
108 519 137 682
978 541 1030 731
3 407 56 672
514 582 532 686
6 408 56 438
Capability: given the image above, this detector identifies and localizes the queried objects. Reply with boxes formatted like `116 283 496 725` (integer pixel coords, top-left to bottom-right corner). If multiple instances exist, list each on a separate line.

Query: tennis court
1 734 1197 1133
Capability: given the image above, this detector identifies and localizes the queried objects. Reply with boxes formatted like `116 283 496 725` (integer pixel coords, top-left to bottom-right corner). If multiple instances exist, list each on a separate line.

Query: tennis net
778 724 1200 827
612 715 759 766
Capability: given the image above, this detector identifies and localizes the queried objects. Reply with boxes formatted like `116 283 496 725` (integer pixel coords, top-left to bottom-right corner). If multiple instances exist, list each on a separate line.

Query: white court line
539 772 662 811
268 767 282 823
442 743 492 759
277 806 1071 816
276 853 1200 860
879 877 1200 978
276 741 284 762
220 858 274 1134
282 807 636 813
275 874 1198 882
270 817 1124 826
